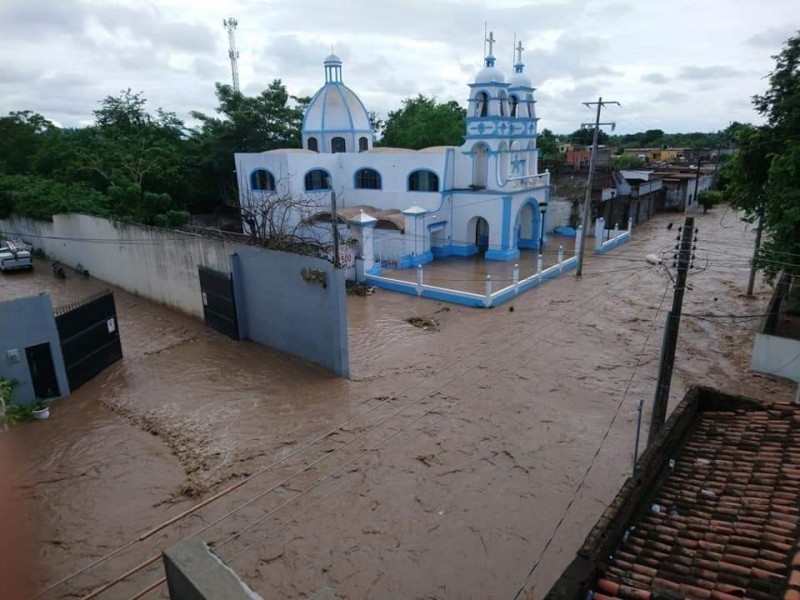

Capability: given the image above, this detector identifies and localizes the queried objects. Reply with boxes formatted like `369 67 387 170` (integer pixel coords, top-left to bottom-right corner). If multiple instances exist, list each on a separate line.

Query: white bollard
628 217 633 234
614 222 619 239
558 245 564 273
537 254 543 274
484 274 493 307
575 225 582 256
595 217 605 251
513 263 520 293
416 264 423 296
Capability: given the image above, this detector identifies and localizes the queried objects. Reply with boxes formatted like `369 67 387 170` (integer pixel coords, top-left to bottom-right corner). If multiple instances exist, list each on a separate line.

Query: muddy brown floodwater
1 209 793 599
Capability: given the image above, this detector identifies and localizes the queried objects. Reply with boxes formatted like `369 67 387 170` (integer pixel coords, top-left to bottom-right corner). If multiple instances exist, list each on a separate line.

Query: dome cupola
301 54 373 154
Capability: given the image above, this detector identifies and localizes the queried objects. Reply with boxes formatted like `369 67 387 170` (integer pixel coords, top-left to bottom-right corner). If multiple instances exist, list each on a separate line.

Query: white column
484 275 493 307
595 217 605 251
575 225 582 256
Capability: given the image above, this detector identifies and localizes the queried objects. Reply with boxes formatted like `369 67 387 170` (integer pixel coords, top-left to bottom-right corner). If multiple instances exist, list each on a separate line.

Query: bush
698 190 722 213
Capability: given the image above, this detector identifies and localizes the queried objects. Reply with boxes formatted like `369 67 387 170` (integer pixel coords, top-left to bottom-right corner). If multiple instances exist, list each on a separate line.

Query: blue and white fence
364 221 632 309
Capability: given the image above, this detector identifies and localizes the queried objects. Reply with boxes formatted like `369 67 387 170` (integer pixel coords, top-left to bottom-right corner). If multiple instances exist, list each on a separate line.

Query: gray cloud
746 26 797 49
641 72 668 84
653 90 689 104
678 65 746 80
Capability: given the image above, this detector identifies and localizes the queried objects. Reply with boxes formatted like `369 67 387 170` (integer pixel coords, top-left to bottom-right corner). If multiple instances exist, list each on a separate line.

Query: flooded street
1 209 793 599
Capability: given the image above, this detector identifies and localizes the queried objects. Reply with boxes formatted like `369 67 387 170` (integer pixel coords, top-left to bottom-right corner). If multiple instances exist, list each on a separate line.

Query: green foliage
611 154 647 169
537 129 561 160
0 174 108 220
697 190 723 213
724 32 800 281
380 95 466 149
0 377 30 426
567 127 609 146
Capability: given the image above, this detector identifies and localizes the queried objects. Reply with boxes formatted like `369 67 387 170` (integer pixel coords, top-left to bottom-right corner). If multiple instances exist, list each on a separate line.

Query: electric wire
66 260 650 599
513 271 673 599
117 265 659 600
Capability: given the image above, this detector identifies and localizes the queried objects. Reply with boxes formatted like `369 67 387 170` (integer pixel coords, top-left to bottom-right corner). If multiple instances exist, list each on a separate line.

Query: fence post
513 263 520 293
537 254 543 274
484 275 492 308
575 225 582 256
558 245 564 273
628 217 633 234
614 222 619 240
416 264 423 296
595 217 605 251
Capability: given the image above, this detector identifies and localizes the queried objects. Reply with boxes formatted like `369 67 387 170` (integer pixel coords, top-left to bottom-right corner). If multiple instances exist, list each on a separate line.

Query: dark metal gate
198 266 239 340
54 289 123 392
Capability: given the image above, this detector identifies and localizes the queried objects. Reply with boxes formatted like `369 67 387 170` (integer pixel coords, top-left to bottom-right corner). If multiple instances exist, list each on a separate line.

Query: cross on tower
486 31 496 56
516 41 524 64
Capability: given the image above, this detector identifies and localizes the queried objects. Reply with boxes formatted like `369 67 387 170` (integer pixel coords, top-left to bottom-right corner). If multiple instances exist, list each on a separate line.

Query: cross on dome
486 31 496 56
516 41 524 64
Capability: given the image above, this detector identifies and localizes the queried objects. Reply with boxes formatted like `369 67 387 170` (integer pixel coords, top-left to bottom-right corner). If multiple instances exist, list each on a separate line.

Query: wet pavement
0 209 793 599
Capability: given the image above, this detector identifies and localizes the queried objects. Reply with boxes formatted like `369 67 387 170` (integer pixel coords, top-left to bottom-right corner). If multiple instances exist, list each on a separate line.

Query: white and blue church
234 35 552 274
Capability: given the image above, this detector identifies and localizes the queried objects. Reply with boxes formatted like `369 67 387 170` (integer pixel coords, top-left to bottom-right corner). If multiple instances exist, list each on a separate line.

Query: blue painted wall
0 294 69 406
230 246 349 378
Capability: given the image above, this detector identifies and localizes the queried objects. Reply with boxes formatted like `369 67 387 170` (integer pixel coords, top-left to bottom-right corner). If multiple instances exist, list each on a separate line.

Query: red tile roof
591 406 800 600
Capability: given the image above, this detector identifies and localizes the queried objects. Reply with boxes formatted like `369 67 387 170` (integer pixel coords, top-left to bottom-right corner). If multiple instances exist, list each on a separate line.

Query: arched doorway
516 201 541 250
472 143 489 189
468 216 490 254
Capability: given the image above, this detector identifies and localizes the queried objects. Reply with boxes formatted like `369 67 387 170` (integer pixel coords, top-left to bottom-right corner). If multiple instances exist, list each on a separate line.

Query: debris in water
645 254 662 265
346 281 375 296
406 316 439 331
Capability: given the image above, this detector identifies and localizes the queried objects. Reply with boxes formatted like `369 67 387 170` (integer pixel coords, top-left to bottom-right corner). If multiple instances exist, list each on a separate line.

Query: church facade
234 36 551 273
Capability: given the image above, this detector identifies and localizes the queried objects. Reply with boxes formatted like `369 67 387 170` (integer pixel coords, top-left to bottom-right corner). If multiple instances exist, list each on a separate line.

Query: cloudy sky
0 0 796 134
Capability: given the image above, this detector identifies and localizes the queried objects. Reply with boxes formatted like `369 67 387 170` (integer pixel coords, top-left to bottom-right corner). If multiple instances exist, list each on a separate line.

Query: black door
198 266 239 340
25 343 60 400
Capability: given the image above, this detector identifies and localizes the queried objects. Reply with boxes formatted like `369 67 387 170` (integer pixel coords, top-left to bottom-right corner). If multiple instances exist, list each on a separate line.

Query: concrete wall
0 294 69 406
0 214 234 319
231 245 349 378
162 538 261 600
751 333 800 382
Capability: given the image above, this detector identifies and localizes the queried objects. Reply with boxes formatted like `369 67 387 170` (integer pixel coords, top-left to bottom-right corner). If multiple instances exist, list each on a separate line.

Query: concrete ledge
162 538 261 600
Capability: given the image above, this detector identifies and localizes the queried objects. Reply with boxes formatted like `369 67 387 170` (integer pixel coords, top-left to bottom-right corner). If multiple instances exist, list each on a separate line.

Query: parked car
0 240 33 272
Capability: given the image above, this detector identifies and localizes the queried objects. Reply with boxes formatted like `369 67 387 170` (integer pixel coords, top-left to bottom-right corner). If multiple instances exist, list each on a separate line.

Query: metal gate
198 266 239 340
54 289 123 392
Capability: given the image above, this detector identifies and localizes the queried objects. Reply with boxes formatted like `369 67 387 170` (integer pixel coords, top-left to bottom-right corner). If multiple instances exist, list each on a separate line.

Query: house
653 167 715 211
546 385 800 600
564 144 612 170
235 36 553 275
751 273 800 400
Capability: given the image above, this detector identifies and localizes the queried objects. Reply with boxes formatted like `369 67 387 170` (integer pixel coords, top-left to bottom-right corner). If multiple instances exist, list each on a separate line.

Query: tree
697 190 722 213
0 111 55 175
611 154 646 169
537 128 561 160
724 32 800 281
379 95 466 149
567 127 609 146
190 81 307 211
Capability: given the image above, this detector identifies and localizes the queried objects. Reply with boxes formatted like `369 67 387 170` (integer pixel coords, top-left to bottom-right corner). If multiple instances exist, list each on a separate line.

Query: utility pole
688 158 701 212
331 191 341 268
746 214 763 296
649 216 695 442
575 97 618 276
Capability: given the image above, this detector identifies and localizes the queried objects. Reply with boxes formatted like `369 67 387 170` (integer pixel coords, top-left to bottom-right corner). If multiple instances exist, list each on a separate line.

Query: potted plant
32 399 50 420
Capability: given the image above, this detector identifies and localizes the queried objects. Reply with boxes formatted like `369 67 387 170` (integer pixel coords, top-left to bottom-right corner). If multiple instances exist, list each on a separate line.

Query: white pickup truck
0 239 33 272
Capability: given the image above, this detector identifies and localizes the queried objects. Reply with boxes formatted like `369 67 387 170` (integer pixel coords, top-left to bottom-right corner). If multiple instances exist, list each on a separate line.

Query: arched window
408 170 439 192
305 169 332 191
499 91 508 117
307 137 318 152
354 168 381 190
250 169 275 191
474 91 489 117
510 95 519 118
527 94 536 120
331 137 346 153
359 137 369 152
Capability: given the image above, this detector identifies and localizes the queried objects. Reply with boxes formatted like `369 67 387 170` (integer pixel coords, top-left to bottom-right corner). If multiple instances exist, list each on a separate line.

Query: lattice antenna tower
223 17 240 92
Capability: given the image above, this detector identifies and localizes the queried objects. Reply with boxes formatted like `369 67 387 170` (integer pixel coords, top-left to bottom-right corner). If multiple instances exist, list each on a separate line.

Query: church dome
475 62 506 84
301 55 373 153
303 85 371 132
508 71 532 88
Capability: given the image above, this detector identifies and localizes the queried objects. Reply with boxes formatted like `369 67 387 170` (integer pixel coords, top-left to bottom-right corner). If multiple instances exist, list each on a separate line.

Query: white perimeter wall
0 214 234 319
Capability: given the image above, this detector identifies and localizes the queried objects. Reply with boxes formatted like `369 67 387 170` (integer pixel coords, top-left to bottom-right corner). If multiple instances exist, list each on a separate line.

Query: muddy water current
0 210 793 599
